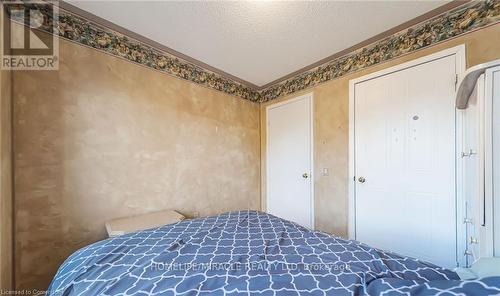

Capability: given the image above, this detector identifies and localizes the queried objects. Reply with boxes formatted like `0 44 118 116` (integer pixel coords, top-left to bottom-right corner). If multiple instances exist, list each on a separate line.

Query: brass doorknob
358 176 366 183
302 173 309 179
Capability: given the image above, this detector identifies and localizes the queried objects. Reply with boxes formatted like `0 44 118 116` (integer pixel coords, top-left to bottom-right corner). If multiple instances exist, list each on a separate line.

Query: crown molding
4 1 499 103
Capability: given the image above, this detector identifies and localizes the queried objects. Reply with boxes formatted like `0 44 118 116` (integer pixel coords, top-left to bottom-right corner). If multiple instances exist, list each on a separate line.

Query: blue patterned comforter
48 211 500 295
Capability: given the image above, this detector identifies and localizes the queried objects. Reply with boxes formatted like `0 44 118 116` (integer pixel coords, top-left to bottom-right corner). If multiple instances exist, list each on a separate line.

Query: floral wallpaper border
260 0 500 102
5 1 500 103
6 1 261 102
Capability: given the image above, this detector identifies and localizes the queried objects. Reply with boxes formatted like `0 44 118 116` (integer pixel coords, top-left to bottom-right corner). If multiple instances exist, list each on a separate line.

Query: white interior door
267 94 313 229
461 74 489 266
488 66 500 256
460 65 500 265
354 55 458 268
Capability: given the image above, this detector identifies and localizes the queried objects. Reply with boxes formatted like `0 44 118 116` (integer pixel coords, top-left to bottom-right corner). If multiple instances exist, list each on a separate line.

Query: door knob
358 176 366 183
302 173 309 179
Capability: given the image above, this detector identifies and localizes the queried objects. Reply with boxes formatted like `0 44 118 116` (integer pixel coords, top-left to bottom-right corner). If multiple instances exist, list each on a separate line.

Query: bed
48 210 500 295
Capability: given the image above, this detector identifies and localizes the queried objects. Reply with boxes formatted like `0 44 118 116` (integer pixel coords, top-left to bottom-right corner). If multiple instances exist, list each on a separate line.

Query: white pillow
105 210 185 237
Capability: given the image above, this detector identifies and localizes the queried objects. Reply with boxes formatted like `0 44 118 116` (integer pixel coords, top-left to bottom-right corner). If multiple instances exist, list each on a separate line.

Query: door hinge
455 74 459 90
463 218 474 224
461 149 477 158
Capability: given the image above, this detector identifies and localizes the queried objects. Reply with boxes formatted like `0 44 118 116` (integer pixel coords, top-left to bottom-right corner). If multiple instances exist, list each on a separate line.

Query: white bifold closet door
354 55 458 268
461 73 488 266
489 66 500 256
461 65 500 263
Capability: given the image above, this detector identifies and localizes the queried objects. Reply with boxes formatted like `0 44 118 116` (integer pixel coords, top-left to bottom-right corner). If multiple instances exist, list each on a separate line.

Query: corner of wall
0 4 14 291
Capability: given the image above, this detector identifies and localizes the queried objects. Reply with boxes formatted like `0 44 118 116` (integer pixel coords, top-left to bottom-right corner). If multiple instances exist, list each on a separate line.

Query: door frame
266 92 315 229
348 45 466 264
486 66 500 256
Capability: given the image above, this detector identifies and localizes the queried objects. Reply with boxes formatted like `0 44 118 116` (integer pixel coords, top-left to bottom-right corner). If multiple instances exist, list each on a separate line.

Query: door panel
490 67 500 256
462 73 493 265
267 95 313 228
354 55 457 268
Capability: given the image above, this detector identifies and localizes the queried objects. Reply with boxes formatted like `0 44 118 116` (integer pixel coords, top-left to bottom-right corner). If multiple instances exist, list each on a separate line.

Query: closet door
488 66 500 256
353 54 459 268
461 74 491 265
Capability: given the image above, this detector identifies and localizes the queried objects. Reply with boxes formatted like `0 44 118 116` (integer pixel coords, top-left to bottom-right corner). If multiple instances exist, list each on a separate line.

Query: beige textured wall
261 24 500 237
0 67 13 291
0 6 13 290
13 39 261 290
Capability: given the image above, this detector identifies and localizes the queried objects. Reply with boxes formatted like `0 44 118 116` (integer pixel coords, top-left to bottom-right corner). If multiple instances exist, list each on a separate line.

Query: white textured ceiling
69 1 449 87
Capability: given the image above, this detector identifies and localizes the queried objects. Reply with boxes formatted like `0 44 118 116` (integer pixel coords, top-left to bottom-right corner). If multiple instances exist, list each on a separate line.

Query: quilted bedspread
48 210 500 295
